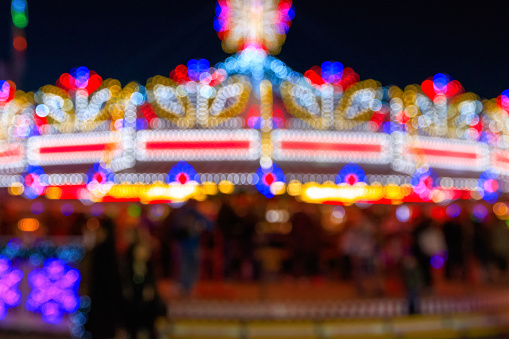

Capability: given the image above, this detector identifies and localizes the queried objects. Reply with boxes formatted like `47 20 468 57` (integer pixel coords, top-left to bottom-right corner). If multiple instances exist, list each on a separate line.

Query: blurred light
396 205 410 222
127 204 141 218
473 204 487 220
18 218 39 232
26 258 80 324
61 204 73 216
30 202 44 215
218 180 234 194
0 256 23 320
446 204 461 218
12 36 27 52
90 204 103 217
336 163 367 185
493 202 508 218
430 255 445 269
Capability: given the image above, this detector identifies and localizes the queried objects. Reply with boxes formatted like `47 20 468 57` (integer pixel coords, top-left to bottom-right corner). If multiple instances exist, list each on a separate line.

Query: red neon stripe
409 147 477 159
145 140 251 150
281 141 381 153
39 143 115 154
0 145 21 158
496 152 509 164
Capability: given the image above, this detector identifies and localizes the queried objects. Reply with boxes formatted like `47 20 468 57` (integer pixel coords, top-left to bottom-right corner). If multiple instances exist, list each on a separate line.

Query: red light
13 36 27 52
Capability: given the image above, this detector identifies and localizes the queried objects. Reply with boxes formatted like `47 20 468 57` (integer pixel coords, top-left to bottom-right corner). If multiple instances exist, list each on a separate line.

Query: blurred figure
342 208 378 295
123 229 165 339
289 202 321 278
172 200 210 295
217 196 241 279
413 217 446 288
472 219 492 282
86 216 123 339
489 218 509 282
443 217 465 280
402 255 423 314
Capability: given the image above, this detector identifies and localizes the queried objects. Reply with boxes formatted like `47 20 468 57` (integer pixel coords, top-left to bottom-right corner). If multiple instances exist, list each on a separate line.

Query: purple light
30 202 44 215
27 258 80 324
446 204 461 218
430 255 445 269
61 204 73 216
90 204 103 217
0 256 23 320
473 204 487 220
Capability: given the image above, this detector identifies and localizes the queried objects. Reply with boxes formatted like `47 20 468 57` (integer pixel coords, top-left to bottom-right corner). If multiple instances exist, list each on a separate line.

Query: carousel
2 0 509 336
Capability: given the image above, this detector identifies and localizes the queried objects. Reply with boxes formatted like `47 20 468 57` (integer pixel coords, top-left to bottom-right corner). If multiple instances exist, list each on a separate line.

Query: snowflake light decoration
86 162 114 195
0 256 23 320
166 161 199 184
336 163 367 185
478 170 501 204
255 163 285 198
26 258 81 324
411 167 438 201
22 165 48 199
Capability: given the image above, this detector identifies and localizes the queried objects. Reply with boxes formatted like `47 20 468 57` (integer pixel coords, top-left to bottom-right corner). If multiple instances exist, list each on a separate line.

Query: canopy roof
0 0 508 205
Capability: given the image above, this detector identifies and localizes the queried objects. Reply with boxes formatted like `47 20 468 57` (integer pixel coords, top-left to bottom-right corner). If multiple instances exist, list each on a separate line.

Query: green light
128 204 141 218
12 13 28 29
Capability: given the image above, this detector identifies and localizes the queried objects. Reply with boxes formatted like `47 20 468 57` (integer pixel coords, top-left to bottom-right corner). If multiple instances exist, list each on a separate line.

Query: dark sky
2 0 509 99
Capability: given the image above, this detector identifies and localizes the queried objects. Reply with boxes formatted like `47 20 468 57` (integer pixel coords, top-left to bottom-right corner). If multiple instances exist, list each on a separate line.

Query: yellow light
8 183 24 196
287 180 302 196
202 182 218 195
46 186 62 199
192 187 207 202
300 182 386 204
18 218 40 232
270 182 286 195
218 180 235 194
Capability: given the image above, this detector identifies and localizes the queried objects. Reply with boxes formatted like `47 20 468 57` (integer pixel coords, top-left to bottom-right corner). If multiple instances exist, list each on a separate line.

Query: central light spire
214 0 295 55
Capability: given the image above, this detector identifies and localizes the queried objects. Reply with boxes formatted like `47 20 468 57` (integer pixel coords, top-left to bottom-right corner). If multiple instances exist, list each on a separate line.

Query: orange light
13 36 27 52
18 218 39 232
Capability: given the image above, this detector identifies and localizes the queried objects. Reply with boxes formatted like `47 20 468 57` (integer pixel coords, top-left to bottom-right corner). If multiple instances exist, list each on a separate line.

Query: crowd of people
2 196 509 337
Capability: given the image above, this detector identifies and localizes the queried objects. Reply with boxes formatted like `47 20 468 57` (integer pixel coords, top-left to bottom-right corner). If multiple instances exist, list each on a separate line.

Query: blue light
336 163 367 185
321 61 343 83
411 167 437 200
167 161 199 184
22 165 48 200
187 59 210 81
433 73 449 92
478 170 501 203
430 255 445 269
254 164 286 198
11 0 26 12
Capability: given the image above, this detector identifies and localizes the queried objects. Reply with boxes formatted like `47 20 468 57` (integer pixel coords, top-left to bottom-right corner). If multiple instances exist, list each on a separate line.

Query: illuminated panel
27 132 123 166
491 149 509 176
0 143 25 172
272 130 391 164
392 133 489 174
136 129 260 161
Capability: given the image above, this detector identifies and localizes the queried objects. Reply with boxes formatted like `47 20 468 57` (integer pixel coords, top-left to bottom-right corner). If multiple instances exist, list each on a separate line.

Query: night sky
1 0 508 99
